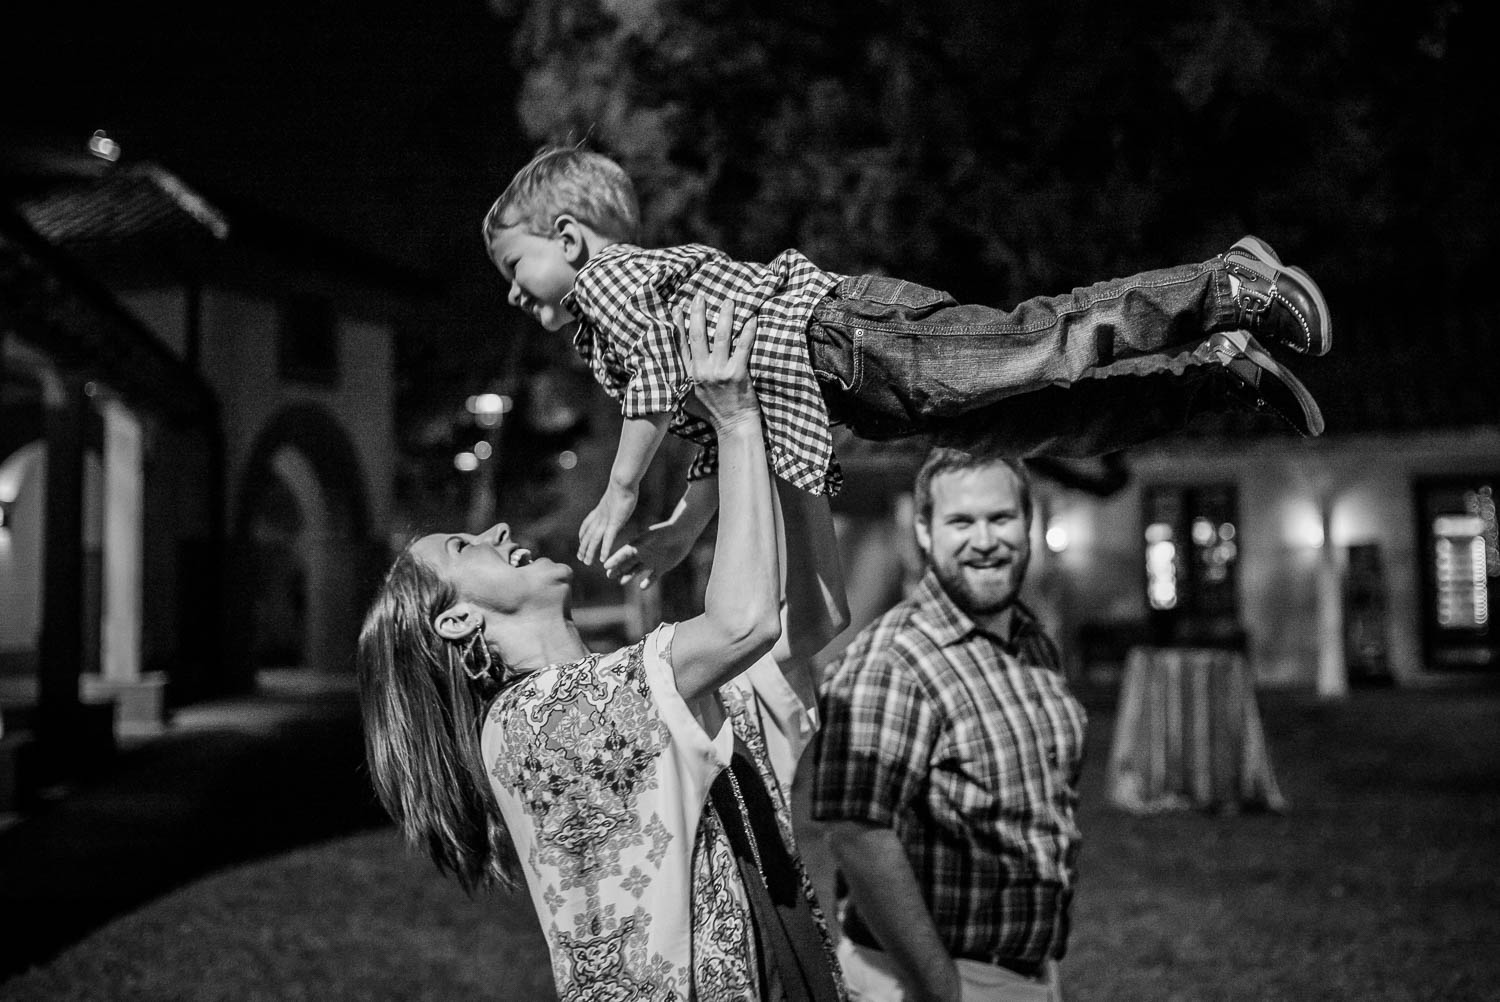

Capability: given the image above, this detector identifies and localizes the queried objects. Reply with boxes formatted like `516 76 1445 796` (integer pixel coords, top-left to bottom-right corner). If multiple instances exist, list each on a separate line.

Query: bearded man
813 447 1087 1002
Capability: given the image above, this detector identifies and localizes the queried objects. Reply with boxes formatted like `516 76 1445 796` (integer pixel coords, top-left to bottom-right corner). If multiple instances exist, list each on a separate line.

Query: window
1417 476 1498 671
277 295 340 386
1143 484 1241 643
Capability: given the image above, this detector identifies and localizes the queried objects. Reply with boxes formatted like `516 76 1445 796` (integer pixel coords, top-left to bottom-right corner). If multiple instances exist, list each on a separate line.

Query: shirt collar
564 243 641 353
573 241 638 286
912 569 1043 655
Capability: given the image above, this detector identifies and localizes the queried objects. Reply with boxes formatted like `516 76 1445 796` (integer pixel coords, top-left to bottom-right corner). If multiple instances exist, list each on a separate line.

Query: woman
358 297 849 1002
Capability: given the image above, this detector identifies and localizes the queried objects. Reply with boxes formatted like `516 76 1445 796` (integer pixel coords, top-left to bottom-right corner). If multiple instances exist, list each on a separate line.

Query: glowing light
1474 539 1489 626
1435 517 1489 629
1466 486 1498 577
557 450 578 471
1045 520 1069 553
1282 501 1327 549
1146 537 1178 610
88 130 120 162
453 452 479 472
1191 516 1216 547
467 393 511 416
1144 521 1173 544
1435 515 1485 536
472 441 493 460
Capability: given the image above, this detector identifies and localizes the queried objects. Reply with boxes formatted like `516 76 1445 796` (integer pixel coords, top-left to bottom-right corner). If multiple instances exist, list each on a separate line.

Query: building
828 314 1499 693
1 145 426 805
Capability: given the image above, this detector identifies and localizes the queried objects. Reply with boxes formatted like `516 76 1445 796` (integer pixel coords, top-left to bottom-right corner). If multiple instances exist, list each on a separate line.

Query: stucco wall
191 289 396 536
1050 429 1500 687
118 288 188 358
830 429 1499 690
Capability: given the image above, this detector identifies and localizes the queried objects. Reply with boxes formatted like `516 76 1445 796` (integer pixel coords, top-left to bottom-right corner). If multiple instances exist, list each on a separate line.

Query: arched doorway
1 436 107 687
0 442 48 682
231 404 376 684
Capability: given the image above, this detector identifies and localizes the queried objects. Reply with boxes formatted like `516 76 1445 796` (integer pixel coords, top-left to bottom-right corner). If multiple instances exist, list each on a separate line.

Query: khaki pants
837 937 1063 1002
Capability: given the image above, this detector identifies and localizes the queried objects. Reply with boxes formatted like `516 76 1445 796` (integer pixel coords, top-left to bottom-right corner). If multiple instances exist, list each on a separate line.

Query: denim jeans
805 260 1239 457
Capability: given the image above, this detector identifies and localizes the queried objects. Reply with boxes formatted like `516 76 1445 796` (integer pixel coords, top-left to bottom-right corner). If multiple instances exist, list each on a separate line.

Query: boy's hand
578 482 639 565
603 517 699 590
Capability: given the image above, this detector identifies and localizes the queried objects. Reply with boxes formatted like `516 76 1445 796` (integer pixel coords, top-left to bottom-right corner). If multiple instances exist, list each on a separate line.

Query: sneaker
1199 329 1325 437
1223 236 1332 356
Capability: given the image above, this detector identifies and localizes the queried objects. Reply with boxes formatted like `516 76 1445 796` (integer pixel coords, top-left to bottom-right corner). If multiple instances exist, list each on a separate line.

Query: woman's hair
481 144 640 252
356 546 521 892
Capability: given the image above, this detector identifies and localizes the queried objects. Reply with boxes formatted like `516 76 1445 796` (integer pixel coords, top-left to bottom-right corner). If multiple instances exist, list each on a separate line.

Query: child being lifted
484 145 1332 585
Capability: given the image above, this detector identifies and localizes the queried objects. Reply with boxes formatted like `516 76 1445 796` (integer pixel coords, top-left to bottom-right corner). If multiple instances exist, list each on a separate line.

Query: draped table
1105 646 1287 814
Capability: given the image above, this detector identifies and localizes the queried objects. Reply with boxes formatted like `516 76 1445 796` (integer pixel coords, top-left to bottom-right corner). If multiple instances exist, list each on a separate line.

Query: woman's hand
664 296 779 704
679 295 758 432
604 515 696 589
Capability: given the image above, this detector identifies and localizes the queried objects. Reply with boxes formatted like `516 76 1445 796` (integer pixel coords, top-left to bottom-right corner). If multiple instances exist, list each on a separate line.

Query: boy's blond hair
482 146 641 256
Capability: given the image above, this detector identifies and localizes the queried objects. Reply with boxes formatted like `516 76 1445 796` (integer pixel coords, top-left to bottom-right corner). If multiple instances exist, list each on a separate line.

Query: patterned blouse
482 625 842 1002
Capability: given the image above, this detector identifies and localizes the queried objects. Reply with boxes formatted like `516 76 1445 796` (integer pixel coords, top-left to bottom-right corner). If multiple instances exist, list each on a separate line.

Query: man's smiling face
916 462 1031 629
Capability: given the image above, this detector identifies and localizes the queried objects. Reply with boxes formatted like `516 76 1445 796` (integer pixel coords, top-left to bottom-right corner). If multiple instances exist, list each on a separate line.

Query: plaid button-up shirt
561 243 843 495
812 572 1087 967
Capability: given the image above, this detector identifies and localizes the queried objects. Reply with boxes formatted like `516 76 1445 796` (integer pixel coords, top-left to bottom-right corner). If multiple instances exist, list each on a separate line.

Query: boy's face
489 222 579 332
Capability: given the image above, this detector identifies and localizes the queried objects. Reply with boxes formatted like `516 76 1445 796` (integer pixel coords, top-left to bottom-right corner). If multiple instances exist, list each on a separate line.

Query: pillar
85 396 166 735
1315 498 1348 700
37 374 107 772
100 397 143 683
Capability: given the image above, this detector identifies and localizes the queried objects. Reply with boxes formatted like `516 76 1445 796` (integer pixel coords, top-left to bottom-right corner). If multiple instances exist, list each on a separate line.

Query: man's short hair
913 447 1034 526
481 146 641 254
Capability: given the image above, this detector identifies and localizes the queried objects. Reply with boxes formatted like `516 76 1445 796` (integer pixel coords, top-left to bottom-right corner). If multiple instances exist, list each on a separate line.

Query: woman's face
410 522 572 614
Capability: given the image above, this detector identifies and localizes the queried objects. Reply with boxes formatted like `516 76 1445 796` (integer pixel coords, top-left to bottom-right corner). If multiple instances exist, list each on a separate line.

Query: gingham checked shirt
561 243 844 495
812 572 1087 967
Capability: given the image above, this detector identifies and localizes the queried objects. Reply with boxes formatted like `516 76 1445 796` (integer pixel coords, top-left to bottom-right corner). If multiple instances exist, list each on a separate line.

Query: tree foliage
491 0 1487 306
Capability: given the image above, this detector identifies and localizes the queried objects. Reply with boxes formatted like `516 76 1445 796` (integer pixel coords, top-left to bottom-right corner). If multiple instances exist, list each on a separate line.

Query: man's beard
931 550 1030 619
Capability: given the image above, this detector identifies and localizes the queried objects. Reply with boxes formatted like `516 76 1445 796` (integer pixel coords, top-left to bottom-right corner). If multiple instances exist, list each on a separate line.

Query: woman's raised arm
667 296 781 702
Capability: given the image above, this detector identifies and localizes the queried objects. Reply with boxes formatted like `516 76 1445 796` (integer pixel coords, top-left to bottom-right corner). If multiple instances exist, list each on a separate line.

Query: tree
490 0 1484 298
480 0 1491 534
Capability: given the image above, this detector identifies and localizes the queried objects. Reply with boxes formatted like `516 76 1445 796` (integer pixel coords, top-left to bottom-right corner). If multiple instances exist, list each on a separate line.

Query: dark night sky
4 0 520 276
4 0 1493 439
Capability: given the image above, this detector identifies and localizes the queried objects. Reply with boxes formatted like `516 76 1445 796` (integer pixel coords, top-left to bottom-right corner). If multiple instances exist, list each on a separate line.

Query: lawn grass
5 687 1497 1001
1063 688 1500 1001
2 831 554 1002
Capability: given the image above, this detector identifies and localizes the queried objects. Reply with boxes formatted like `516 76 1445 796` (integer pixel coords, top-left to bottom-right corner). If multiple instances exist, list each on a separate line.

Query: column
36 374 94 771
86 396 166 735
101 397 143 683
1315 498 1348 700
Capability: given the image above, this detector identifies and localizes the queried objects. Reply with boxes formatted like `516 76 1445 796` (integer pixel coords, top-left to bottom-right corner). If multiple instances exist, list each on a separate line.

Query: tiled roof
7 154 434 300
16 163 229 247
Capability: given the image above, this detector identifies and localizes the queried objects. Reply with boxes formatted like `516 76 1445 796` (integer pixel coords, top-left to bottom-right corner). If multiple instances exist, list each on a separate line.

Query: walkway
0 670 388 983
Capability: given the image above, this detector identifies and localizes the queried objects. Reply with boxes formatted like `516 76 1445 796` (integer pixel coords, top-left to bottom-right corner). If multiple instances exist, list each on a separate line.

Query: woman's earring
463 627 499 684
